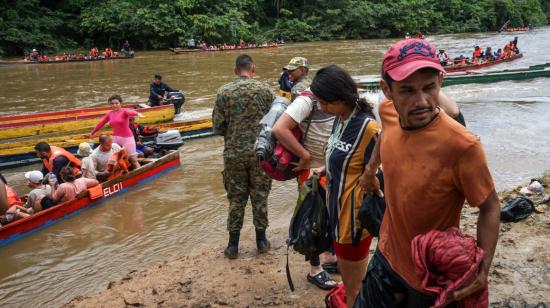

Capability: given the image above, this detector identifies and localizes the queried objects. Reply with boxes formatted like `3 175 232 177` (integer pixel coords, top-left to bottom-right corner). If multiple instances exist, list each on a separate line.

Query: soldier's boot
224 231 240 259
256 229 271 254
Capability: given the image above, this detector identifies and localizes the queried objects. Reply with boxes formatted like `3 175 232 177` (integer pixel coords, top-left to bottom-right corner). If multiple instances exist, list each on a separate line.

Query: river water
1 29 549 307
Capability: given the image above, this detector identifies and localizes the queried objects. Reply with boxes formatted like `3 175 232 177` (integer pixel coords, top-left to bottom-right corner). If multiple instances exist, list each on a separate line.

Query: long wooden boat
0 55 133 66
0 150 180 247
443 53 523 73
0 104 175 140
354 63 550 89
169 45 278 54
0 118 213 170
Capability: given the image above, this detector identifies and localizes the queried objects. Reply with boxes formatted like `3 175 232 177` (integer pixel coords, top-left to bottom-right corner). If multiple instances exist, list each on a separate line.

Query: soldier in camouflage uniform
212 54 275 259
284 57 311 101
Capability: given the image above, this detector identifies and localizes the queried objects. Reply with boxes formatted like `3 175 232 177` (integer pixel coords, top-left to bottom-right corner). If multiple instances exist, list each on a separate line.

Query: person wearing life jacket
493 48 502 60
278 69 293 100
437 49 449 66
0 174 20 207
35 142 81 183
272 58 338 290
107 148 130 180
472 46 483 62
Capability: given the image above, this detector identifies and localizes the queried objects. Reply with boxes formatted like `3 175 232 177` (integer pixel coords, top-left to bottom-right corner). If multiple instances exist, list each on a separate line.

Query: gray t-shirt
285 91 334 168
91 143 121 172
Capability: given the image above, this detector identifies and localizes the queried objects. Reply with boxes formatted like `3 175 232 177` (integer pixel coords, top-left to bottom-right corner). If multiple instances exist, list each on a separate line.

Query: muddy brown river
1 29 549 307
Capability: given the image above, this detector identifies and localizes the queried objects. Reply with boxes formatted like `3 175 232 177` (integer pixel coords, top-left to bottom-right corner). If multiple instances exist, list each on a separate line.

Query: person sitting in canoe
90 47 99 58
1 170 56 225
0 173 8 216
29 49 39 61
76 142 97 180
34 142 82 184
437 49 449 66
121 40 133 57
484 47 495 61
472 46 484 63
90 95 143 170
148 75 178 107
22 171 52 213
48 167 99 204
493 48 502 60
91 135 122 182
107 148 131 180
0 173 36 225
129 117 159 158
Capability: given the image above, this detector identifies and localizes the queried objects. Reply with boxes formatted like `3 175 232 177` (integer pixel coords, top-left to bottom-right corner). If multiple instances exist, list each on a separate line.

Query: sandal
307 270 337 290
322 262 339 274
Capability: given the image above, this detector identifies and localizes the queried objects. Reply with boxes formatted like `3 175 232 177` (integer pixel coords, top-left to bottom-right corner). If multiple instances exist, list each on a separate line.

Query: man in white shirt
91 135 121 181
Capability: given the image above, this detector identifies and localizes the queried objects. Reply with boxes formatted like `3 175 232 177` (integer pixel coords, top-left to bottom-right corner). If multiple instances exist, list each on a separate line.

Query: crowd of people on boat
436 37 521 67
24 40 133 63
0 95 162 226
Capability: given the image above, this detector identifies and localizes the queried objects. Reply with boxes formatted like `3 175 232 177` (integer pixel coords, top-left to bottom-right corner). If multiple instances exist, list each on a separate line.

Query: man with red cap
356 38 500 306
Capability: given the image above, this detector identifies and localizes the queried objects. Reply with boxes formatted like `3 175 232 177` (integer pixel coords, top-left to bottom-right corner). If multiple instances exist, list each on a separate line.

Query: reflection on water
0 28 549 307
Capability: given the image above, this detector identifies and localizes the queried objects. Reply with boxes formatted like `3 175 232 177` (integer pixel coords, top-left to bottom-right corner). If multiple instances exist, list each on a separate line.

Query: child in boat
23 170 52 213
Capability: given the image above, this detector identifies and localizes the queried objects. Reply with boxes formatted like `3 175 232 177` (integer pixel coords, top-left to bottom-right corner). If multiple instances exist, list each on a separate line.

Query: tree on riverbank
0 0 548 56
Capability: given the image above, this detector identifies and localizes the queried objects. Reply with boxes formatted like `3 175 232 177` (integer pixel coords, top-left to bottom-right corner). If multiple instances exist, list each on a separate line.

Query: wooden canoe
0 150 180 247
0 104 175 140
354 63 550 89
169 45 279 54
0 118 213 170
443 53 523 73
0 55 133 66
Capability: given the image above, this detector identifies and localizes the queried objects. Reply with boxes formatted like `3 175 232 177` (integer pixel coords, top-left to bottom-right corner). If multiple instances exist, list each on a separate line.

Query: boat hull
0 151 180 247
0 104 175 140
0 56 133 66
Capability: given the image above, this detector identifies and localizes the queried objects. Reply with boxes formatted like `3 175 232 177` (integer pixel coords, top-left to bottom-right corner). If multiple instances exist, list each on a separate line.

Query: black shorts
354 249 451 308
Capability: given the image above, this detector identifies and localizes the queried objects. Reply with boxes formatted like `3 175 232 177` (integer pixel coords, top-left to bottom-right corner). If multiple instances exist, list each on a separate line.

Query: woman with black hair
310 64 379 307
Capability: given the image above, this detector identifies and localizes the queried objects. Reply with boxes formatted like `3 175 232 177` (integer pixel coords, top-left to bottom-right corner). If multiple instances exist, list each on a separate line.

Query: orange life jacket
107 149 130 180
43 146 81 175
6 185 20 206
473 49 482 58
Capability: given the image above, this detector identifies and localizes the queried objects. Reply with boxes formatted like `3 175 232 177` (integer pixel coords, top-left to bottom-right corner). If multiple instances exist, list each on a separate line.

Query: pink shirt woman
90 95 142 169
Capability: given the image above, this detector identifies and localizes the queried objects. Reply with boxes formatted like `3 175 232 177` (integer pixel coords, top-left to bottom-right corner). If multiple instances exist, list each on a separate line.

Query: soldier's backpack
285 173 332 291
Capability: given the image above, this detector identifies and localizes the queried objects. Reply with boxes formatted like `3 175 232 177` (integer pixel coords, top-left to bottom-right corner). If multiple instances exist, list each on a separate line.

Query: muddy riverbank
64 174 550 308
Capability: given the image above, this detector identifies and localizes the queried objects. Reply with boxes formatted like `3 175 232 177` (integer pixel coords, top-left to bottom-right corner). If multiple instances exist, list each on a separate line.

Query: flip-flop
322 262 339 274
307 270 337 290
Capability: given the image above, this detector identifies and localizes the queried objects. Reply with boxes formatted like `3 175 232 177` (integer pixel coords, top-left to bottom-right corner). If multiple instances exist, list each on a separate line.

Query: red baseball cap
382 39 445 81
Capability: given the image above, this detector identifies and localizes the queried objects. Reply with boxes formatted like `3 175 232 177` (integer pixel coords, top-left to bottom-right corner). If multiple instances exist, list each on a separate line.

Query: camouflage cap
284 57 309 70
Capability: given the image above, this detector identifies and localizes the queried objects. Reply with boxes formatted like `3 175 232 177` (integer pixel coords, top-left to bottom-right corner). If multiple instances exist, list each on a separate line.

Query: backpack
286 173 332 291
325 283 346 308
500 196 534 222
258 91 317 181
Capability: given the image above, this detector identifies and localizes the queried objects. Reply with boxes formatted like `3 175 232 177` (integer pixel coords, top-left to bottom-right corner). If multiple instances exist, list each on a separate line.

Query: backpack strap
299 90 318 144
285 243 295 292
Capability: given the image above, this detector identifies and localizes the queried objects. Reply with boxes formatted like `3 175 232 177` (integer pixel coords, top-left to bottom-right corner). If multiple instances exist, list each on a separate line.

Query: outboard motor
254 96 291 162
155 130 184 150
167 91 186 115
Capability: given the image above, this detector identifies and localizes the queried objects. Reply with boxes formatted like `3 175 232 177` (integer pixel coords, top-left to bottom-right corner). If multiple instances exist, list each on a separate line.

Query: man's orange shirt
378 99 494 292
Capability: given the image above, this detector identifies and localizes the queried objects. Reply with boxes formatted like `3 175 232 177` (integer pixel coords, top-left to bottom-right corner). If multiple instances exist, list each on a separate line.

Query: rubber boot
256 229 271 254
224 232 239 259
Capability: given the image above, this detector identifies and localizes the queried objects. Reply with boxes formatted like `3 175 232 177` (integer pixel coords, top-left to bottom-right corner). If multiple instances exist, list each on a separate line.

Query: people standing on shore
272 57 338 290
148 75 177 107
356 38 500 307
90 95 142 170
310 64 378 305
212 54 275 259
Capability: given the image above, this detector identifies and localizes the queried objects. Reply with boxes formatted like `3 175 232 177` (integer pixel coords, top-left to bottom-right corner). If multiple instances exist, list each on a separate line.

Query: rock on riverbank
64 175 550 307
